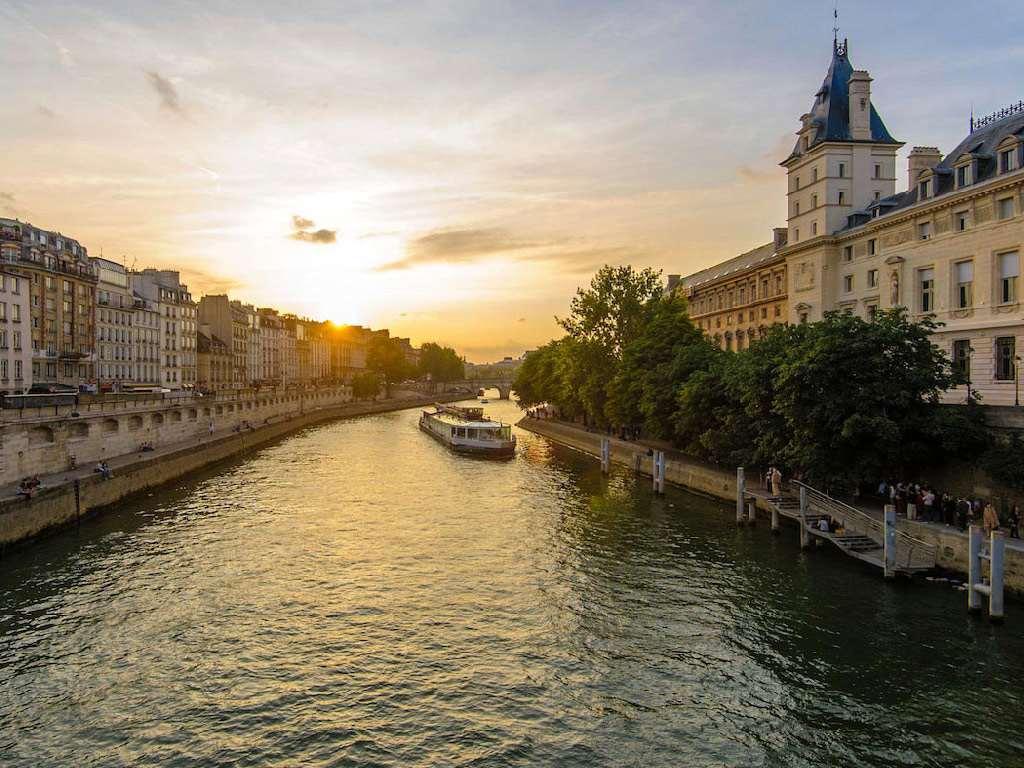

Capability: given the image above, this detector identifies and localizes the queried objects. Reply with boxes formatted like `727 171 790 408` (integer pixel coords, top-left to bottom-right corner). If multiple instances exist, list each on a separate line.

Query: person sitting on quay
17 476 39 500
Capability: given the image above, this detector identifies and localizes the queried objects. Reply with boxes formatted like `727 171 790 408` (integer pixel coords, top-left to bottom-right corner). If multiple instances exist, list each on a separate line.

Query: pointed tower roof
785 39 899 162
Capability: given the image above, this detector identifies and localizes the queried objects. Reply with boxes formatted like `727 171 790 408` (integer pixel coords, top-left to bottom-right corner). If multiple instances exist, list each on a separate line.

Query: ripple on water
0 400 1021 767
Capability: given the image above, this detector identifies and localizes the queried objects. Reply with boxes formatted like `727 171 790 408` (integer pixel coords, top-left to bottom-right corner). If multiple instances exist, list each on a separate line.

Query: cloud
517 317 526 322
146 71 186 116
737 165 777 183
289 215 337 244
36 105 56 119
377 227 546 271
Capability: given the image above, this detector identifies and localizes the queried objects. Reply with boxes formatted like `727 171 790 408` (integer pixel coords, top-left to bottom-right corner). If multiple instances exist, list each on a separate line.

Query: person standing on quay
983 503 1001 535
1008 503 1020 539
771 467 783 499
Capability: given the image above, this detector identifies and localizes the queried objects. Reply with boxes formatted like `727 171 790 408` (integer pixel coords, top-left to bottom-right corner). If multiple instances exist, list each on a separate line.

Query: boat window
468 428 478 439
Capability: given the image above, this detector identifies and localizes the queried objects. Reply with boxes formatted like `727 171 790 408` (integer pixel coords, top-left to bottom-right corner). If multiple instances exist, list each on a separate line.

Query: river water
1 398 1022 767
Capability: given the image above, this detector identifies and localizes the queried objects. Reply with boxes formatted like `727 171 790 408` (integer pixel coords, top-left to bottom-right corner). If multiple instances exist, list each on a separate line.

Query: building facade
197 327 232 391
92 258 135 391
677 37 1024 405
0 218 97 389
0 270 32 393
132 293 161 386
131 270 197 390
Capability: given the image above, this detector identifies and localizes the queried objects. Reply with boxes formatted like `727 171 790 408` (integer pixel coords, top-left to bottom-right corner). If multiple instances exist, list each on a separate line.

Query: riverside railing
793 480 937 571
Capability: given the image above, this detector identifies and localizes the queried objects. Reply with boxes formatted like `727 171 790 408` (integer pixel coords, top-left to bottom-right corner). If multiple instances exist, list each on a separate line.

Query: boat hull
419 418 516 458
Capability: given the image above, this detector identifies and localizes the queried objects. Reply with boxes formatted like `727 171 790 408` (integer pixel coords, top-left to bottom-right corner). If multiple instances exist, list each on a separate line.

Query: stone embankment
517 416 1024 594
0 390 463 549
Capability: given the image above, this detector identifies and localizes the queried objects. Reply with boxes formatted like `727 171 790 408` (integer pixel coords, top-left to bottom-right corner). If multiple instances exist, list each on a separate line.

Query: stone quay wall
0 386 353 485
517 416 1024 594
0 392 461 549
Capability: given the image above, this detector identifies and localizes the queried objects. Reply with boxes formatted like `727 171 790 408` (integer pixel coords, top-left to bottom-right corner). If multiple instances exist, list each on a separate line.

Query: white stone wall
0 385 352 485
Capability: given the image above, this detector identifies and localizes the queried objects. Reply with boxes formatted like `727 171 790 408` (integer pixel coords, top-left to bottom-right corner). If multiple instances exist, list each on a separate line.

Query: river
1 398 1021 767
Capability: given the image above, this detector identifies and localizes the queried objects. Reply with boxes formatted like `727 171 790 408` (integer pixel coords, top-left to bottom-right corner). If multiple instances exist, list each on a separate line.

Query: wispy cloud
146 71 186 117
377 228 546 271
36 105 56 119
289 215 336 244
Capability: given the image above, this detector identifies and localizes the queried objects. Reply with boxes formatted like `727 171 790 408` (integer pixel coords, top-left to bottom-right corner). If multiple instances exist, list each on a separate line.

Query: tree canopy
418 343 465 384
366 336 415 396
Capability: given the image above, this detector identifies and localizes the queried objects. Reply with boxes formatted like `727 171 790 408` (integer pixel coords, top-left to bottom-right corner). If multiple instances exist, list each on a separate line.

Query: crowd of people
876 480 1020 538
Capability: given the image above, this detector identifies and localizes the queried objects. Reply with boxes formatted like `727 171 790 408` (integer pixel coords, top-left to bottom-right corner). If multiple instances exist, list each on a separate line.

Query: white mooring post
798 485 810 549
747 500 756 525
600 437 610 474
652 451 665 494
736 467 746 526
968 526 983 613
906 503 917 522
883 505 897 580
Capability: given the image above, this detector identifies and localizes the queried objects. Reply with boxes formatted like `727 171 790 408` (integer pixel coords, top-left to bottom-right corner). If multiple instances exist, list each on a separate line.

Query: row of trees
354 336 466 399
513 265 991 490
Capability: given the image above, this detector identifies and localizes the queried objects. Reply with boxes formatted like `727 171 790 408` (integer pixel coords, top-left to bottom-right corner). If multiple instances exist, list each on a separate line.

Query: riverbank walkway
2 395 435 506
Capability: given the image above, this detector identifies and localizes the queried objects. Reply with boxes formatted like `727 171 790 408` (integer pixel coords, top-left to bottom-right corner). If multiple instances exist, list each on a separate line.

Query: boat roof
429 411 504 428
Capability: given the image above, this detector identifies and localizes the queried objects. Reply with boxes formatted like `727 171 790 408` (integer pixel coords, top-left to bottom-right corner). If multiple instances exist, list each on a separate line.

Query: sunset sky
2 0 1021 361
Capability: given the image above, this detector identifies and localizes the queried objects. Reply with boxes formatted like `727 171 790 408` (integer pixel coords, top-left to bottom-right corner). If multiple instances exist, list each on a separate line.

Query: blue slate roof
841 109 1024 231
786 41 899 162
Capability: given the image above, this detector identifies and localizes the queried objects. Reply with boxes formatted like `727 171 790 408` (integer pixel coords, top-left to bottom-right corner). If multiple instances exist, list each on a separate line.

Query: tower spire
833 1 839 49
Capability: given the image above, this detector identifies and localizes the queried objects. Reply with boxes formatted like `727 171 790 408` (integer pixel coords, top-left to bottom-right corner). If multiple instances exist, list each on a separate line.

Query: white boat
419 403 516 458
479 398 489 404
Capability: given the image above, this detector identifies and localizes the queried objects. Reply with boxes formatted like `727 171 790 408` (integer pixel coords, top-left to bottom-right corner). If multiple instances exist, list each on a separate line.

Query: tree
606 294 717 438
351 371 381 401
418 343 465 386
513 340 564 408
366 336 414 397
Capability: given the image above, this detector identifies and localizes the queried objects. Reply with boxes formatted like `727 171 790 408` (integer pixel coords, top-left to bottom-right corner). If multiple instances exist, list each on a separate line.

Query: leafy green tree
350 371 381 401
606 294 717 438
366 336 414 397
513 340 564 408
418 343 465 387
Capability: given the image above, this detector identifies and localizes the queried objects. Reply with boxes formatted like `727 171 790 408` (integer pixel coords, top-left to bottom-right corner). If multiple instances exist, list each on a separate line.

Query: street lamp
966 346 976 404
1016 354 1022 408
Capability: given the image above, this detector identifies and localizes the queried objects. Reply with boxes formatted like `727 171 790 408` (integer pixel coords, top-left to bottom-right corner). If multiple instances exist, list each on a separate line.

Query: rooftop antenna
833 1 839 49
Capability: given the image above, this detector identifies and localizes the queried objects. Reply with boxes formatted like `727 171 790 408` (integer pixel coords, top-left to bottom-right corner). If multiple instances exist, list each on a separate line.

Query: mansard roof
680 242 778 290
840 108 1024 231
785 40 900 163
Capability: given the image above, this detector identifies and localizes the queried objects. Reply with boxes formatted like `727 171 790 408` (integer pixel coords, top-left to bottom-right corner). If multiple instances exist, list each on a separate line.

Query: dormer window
956 164 971 188
1000 148 1016 174
918 179 931 199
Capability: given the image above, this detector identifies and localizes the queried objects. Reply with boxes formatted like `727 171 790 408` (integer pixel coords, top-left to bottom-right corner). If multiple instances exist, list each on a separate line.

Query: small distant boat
419 403 516 458
479 398 489 404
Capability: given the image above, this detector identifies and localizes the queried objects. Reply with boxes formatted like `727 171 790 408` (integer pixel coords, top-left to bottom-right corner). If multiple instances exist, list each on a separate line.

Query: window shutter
956 261 973 283
999 252 1020 279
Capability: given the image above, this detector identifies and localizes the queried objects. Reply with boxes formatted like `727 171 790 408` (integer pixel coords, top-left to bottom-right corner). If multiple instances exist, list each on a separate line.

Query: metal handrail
792 480 937 569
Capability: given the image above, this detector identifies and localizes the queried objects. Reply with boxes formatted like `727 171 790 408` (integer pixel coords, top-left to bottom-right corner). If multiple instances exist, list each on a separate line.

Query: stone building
0 218 97 389
677 231 789 350
132 293 161 386
131 270 197 390
257 308 284 385
0 269 33 393
92 258 135 391
677 36 1024 405
197 326 232 391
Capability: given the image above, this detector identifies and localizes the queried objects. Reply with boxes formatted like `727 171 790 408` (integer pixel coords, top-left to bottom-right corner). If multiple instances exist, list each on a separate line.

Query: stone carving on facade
889 270 900 306
794 260 816 292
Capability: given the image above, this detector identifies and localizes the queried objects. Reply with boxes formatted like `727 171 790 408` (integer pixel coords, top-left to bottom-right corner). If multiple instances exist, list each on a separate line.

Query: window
794 228 799 242
838 162 846 178
775 275 783 294
868 238 877 256
761 306 768 319
919 268 934 312
760 279 769 298
995 336 1016 381
918 221 932 240
794 176 800 190
953 339 971 379
794 201 800 216
919 180 931 199
873 163 881 179
998 197 1014 220
799 312 809 324
838 191 846 205
956 261 974 308
15 360 22 380
843 274 853 293
812 194 818 208
774 305 781 317
866 304 878 320
956 165 970 188
956 210 970 231
843 245 853 262
999 251 1019 303
811 222 818 236
867 269 879 288
1000 148 1015 174
13 331 21 350
812 167 818 183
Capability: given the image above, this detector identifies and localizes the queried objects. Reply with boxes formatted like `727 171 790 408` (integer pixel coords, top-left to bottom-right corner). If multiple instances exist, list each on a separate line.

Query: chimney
907 146 942 193
773 227 789 250
665 274 681 294
848 70 872 141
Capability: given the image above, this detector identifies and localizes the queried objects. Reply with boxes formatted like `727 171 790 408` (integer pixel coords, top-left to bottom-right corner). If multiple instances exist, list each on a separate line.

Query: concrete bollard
600 437 610 474
883 505 896 579
968 525 983 613
736 467 746 526
798 486 810 549
747 500 756 525
990 531 1005 622
771 505 780 534
906 503 917 521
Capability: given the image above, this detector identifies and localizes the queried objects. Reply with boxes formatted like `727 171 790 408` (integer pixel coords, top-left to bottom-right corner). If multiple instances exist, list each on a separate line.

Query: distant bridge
450 378 514 400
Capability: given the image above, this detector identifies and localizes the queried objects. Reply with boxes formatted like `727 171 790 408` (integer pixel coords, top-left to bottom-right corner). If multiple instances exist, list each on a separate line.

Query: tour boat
419 403 516 458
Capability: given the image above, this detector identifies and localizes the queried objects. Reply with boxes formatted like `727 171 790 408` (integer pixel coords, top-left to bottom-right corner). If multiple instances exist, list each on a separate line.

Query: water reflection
0 399 1021 767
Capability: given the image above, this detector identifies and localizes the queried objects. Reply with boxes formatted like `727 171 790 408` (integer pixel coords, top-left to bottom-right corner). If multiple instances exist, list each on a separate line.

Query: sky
2 0 1022 362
